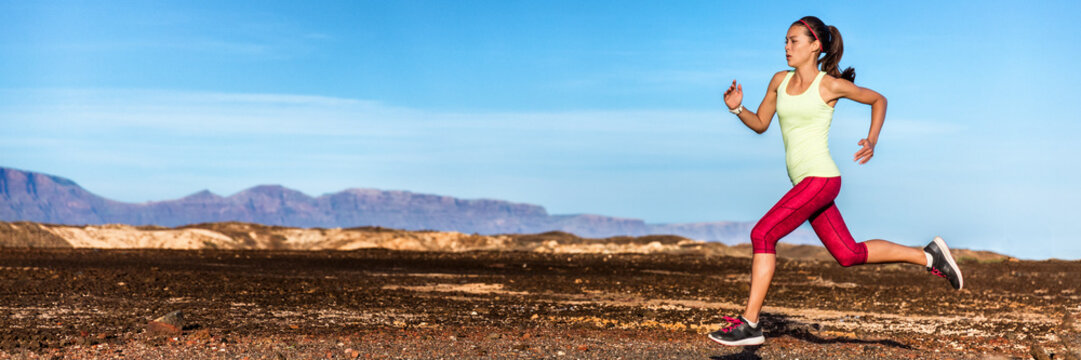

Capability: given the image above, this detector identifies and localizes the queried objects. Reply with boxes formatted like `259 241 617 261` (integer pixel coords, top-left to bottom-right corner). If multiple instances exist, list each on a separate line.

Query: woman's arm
824 77 887 164
724 71 787 134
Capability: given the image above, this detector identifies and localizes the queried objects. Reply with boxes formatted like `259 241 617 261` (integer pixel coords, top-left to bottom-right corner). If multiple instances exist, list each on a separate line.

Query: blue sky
1 1 1079 259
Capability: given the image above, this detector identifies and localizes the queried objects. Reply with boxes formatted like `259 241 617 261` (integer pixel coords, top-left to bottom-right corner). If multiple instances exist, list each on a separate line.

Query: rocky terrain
0 247 1076 360
0 166 817 242
0 220 1070 359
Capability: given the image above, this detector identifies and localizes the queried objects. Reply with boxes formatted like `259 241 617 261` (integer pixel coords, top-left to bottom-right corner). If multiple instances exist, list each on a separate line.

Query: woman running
708 16 963 347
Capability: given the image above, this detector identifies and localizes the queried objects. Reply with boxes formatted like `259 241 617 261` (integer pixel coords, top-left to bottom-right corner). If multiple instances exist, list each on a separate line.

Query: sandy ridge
0 221 1011 263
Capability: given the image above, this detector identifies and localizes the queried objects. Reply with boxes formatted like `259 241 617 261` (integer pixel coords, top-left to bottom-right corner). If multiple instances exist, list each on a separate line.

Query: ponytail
821 25 855 82
793 16 856 83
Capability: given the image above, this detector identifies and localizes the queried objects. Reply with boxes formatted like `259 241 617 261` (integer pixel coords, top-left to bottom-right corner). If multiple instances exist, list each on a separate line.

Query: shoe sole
933 236 964 290
708 333 765 346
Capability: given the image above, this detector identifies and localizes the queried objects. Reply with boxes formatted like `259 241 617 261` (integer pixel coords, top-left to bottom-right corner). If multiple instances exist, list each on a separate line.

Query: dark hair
792 16 855 83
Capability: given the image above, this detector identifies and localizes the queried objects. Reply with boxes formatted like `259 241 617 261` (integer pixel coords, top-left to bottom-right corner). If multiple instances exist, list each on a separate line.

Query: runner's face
785 25 819 67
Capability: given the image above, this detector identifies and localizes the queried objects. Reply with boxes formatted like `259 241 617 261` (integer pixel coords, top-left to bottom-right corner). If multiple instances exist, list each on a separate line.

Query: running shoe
924 236 963 290
707 315 764 346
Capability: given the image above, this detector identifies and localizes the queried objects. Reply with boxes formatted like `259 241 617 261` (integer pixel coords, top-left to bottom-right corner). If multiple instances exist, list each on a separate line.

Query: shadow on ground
707 313 914 359
710 345 763 360
767 314 913 349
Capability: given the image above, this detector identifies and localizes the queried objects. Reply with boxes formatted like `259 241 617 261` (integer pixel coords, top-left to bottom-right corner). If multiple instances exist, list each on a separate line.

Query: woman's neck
792 64 819 84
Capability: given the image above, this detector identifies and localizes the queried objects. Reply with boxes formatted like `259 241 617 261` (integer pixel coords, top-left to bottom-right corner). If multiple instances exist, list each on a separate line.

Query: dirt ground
0 248 1078 359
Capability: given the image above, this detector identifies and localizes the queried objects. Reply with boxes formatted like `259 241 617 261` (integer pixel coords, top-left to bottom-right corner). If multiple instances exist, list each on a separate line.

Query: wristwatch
729 105 743 115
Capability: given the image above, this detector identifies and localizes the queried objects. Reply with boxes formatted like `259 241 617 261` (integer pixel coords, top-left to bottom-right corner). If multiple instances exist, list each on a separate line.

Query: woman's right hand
724 80 743 110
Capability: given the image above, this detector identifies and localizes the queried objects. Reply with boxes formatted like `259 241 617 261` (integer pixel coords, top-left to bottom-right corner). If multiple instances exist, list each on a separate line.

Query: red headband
799 19 823 52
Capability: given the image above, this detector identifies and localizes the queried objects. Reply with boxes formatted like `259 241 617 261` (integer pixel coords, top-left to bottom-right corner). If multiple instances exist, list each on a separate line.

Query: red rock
148 310 184 334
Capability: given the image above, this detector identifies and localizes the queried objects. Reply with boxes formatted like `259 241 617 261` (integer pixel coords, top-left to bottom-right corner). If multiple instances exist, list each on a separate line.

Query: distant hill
0 166 817 244
0 221 1013 263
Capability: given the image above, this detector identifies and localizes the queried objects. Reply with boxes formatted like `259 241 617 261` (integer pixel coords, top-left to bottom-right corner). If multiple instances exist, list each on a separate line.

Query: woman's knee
832 243 868 267
835 254 862 267
750 225 776 253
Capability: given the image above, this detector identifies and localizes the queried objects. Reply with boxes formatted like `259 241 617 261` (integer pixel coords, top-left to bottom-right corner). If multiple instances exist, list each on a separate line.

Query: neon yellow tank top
776 71 841 185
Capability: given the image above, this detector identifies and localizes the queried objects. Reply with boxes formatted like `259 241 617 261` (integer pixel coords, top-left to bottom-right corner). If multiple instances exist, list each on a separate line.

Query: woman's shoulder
819 73 854 90
768 70 790 90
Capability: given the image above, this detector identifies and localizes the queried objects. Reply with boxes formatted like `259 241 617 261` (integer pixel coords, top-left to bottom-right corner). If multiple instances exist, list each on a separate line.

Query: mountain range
0 166 815 244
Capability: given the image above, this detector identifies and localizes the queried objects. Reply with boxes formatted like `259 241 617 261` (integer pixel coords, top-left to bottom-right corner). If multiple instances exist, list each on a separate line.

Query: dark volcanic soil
0 249 1078 359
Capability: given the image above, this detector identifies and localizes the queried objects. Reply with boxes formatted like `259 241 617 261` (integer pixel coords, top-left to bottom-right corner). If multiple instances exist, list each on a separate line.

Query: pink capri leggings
751 176 868 267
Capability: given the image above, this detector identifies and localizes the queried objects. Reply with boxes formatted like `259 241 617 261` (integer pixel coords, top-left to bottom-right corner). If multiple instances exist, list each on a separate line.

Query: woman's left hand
854 139 875 164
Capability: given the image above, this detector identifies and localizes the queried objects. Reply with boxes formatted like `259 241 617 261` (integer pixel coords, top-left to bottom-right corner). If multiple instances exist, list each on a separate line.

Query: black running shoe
924 236 963 290
707 316 764 346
